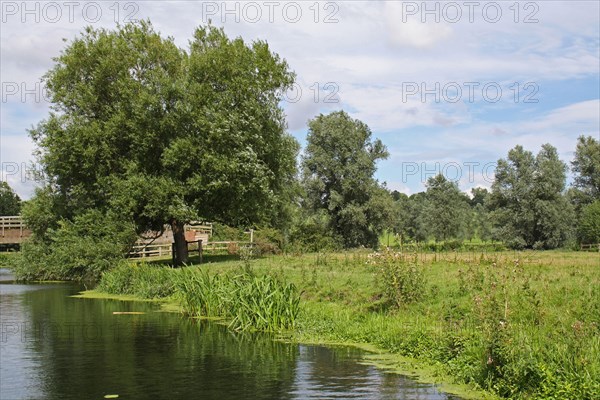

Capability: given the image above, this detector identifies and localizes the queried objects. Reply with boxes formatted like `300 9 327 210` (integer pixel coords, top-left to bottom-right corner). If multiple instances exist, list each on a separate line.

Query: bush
289 210 342 252
12 209 137 282
369 248 425 307
252 227 283 255
211 223 246 242
97 261 175 298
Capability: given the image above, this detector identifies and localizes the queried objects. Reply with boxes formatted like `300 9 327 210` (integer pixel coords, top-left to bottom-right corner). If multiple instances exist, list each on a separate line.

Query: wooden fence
580 243 600 252
128 240 254 259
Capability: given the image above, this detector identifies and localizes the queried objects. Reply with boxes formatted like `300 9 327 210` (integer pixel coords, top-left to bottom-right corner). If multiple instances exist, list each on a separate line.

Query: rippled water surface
0 268 461 399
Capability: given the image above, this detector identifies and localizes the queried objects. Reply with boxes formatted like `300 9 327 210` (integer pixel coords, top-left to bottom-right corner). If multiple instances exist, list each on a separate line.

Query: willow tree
489 144 573 249
30 21 298 265
422 174 470 242
301 111 394 248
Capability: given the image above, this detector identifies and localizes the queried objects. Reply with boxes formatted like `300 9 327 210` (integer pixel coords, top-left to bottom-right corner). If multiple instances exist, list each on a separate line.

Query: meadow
93 249 599 399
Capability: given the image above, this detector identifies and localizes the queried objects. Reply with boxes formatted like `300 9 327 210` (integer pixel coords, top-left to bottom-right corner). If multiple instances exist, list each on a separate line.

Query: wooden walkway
0 216 31 245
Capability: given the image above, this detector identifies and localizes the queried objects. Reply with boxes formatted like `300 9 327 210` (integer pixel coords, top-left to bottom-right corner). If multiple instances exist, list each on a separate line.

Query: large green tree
301 111 394 248
489 144 573 249
0 181 21 216
422 174 470 242
29 21 297 265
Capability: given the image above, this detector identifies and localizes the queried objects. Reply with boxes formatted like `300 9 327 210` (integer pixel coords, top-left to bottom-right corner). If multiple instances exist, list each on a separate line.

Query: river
0 268 461 399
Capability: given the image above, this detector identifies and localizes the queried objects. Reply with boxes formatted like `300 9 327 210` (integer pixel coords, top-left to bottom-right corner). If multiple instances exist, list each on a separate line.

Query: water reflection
0 272 460 399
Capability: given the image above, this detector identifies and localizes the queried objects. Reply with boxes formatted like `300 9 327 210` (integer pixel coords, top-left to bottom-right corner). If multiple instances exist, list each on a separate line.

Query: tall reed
174 267 300 332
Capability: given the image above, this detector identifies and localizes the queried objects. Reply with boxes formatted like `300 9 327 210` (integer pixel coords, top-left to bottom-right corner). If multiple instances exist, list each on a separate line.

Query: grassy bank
92 250 600 399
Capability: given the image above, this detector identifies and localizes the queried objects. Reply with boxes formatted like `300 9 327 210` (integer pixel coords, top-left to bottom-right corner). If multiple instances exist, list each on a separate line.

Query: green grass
93 249 600 399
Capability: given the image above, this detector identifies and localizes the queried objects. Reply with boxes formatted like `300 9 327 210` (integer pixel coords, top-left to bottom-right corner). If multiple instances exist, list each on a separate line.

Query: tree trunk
172 220 189 267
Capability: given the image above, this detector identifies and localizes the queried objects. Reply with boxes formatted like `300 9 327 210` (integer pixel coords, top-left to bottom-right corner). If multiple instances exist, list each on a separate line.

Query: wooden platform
0 216 31 245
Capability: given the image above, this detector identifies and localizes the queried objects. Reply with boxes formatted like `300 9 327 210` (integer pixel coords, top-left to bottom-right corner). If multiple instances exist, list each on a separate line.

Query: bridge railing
0 216 25 236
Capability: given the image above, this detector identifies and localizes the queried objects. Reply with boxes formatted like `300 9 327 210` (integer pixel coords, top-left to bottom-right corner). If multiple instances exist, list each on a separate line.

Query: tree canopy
489 144 573 249
578 200 600 244
571 135 600 208
301 111 394 248
28 21 298 265
0 181 21 216
422 174 470 242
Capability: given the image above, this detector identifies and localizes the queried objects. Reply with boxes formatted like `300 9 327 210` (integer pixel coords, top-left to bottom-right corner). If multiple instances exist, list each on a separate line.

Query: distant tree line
385 136 600 249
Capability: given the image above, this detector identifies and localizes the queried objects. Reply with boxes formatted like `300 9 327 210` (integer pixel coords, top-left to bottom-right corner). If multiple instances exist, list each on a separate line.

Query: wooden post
198 239 203 264
171 243 176 267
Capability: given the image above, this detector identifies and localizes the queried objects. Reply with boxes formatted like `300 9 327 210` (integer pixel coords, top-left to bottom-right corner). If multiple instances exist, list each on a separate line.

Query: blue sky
1 1 599 198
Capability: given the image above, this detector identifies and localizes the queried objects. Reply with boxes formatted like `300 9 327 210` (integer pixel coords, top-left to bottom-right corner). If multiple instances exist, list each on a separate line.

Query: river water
0 268 461 399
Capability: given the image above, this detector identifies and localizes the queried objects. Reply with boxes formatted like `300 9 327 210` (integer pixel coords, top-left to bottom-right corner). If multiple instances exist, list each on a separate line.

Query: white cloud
385 2 453 49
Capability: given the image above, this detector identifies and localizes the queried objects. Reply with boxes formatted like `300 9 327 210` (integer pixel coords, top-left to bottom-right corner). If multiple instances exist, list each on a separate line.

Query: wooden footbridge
0 216 31 246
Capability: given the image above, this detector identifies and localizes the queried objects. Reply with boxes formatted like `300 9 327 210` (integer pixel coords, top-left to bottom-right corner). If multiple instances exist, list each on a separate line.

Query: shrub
252 227 283 255
96 261 175 298
289 210 342 252
227 241 239 255
369 248 425 307
12 209 137 282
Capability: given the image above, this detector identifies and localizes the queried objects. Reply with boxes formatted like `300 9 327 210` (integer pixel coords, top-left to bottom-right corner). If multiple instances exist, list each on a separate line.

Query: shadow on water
0 269 461 400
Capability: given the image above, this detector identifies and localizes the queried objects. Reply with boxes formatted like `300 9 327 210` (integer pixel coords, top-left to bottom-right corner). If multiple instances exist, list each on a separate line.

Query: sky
1 0 599 199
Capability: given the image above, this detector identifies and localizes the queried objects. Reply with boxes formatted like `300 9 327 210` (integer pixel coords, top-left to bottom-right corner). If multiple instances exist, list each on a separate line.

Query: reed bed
174 267 300 331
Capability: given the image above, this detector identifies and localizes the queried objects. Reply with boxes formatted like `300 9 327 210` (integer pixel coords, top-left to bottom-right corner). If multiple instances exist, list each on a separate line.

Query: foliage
175 267 301 331
301 111 394 248
579 200 600 244
96 262 176 298
252 227 284 255
422 174 471 242
29 20 298 266
211 223 248 242
470 187 490 207
489 144 574 249
289 209 342 252
571 135 600 203
13 209 137 281
369 248 425 306
20 186 65 239
0 181 21 216
389 191 410 239
473 203 494 242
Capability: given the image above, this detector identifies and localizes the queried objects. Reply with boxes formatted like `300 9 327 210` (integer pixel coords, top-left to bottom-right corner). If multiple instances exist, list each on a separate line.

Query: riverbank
82 250 599 399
